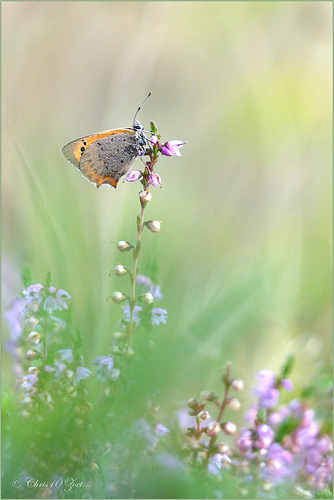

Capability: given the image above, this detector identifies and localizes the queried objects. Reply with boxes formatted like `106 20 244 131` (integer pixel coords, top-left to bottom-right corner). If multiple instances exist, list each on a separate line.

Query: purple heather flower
255 424 275 450
5 298 26 341
73 366 92 386
150 135 158 145
161 140 185 157
208 453 232 475
57 349 74 363
281 378 293 391
155 423 169 436
253 369 280 408
43 288 71 314
263 443 293 485
148 172 162 187
237 429 253 452
126 170 142 182
136 419 159 452
92 355 120 382
151 308 168 326
122 304 142 326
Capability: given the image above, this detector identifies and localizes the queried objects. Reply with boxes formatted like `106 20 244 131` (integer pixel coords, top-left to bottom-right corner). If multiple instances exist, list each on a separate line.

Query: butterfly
61 93 151 188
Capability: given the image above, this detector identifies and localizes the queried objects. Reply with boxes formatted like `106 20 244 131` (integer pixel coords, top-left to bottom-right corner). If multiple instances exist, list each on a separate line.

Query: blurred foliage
2 3 332 497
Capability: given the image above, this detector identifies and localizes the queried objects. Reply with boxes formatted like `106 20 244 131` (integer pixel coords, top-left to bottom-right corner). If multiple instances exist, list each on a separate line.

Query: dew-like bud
122 345 135 357
140 292 154 304
28 366 39 375
117 241 133 252
145 220 161 233
231 379 244 391
226 397 241 411
111 291 126 304
110 345 121 355
222 422 237 435
206 421 221 437
20 395 32 405
89 462 99 473
198 450 209 460
200 391 217 402
198 410 211 420
217 443 230 454
39 392 52 404
139 190 152 203
113 264 127 276
187 398 198 409
65 369 74 380
18 410 31 419
26 349 38 361
25 317 39 329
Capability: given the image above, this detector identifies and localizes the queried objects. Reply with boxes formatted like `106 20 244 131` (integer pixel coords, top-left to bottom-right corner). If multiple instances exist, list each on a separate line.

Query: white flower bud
231 379 244 391
139 190 152 203
217 443 230 454
200 391 217 401
198 410 211 420
18 410 31 419
222 422 237 435
206 421 221 437
145 220 161 233
65 369 74 380
140 292 154 304
227 397 241 411
26 331 41 346
113 264 127 276
28 366 39 375
25 317 39 329
26 349 38 361
39 392 52 404
117 241 133 252
89 462 99 473
111 291 126 304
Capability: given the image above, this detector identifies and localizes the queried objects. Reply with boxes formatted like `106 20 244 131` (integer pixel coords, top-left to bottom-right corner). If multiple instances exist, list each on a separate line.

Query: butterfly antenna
133 91 152 124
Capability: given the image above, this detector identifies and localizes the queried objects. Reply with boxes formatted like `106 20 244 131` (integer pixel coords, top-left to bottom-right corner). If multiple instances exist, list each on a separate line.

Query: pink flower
148 172 162 187
161 140 186 157
126 170 142 182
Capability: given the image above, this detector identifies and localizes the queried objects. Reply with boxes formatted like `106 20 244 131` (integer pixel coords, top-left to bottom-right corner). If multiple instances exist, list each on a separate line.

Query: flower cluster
180 361 333 497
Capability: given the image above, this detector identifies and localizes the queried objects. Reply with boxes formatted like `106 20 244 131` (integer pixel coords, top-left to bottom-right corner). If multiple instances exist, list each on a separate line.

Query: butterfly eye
133 121 143 131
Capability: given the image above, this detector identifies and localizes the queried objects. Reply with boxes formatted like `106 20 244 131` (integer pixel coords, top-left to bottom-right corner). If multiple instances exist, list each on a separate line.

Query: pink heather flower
150 135 158 145
161 140 186 157
125 170 142 182
237 429 253 452
148 172 162 187
255 424 275 449
155 423 169 436
263 443 293 485
281 378 293 391
254 369 280 408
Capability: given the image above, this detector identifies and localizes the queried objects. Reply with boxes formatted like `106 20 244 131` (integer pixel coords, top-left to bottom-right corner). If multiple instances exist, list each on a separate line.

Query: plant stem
128 203 146 347
209 363 231 449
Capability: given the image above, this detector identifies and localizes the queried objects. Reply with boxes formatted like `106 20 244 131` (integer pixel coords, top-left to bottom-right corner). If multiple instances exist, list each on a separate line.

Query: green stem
128 203 146 347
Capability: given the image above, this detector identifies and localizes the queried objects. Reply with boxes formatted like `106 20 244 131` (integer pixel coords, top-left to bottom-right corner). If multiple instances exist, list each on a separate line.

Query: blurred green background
2 2 332 410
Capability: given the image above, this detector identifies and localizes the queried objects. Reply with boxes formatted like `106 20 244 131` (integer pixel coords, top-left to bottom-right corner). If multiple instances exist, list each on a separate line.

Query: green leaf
22 264 32 288
315 489 333 499
46 270 53 288
280 354 295 379
256 407 267 424
150 121 158 134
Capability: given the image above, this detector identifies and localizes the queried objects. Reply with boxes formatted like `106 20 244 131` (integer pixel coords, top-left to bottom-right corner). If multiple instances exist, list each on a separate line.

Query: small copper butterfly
61 93 151 188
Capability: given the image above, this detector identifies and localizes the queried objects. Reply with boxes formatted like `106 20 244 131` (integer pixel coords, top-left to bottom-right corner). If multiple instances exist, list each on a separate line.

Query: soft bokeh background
2 2 332 410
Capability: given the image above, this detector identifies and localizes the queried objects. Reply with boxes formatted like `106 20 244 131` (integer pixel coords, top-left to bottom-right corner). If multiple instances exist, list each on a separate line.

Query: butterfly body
62 125 147 188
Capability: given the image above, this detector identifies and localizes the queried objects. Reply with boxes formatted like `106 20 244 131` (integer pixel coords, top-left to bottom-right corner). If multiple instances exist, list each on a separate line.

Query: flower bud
217 443 230 454
65 369 74 380
126 170 142 182
200 391 217 402
28 366 39 375
145 220 161 233
140 292 154 304
26 331 41 346
21 395 32 406
25 317 39 329
110 345 121 355
18 410 31 419
117 241 133 252
226 398 241 411
222 422 237 435
139 190 152 203
122 346 135 357
39 392 52 404
89 463 99 473
198 450 209 460
113 264 127 276
26 349 38 361
231 379 244 391
206 421 221 437
111 291 126 304
198 410 211 420
187 398 199 409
